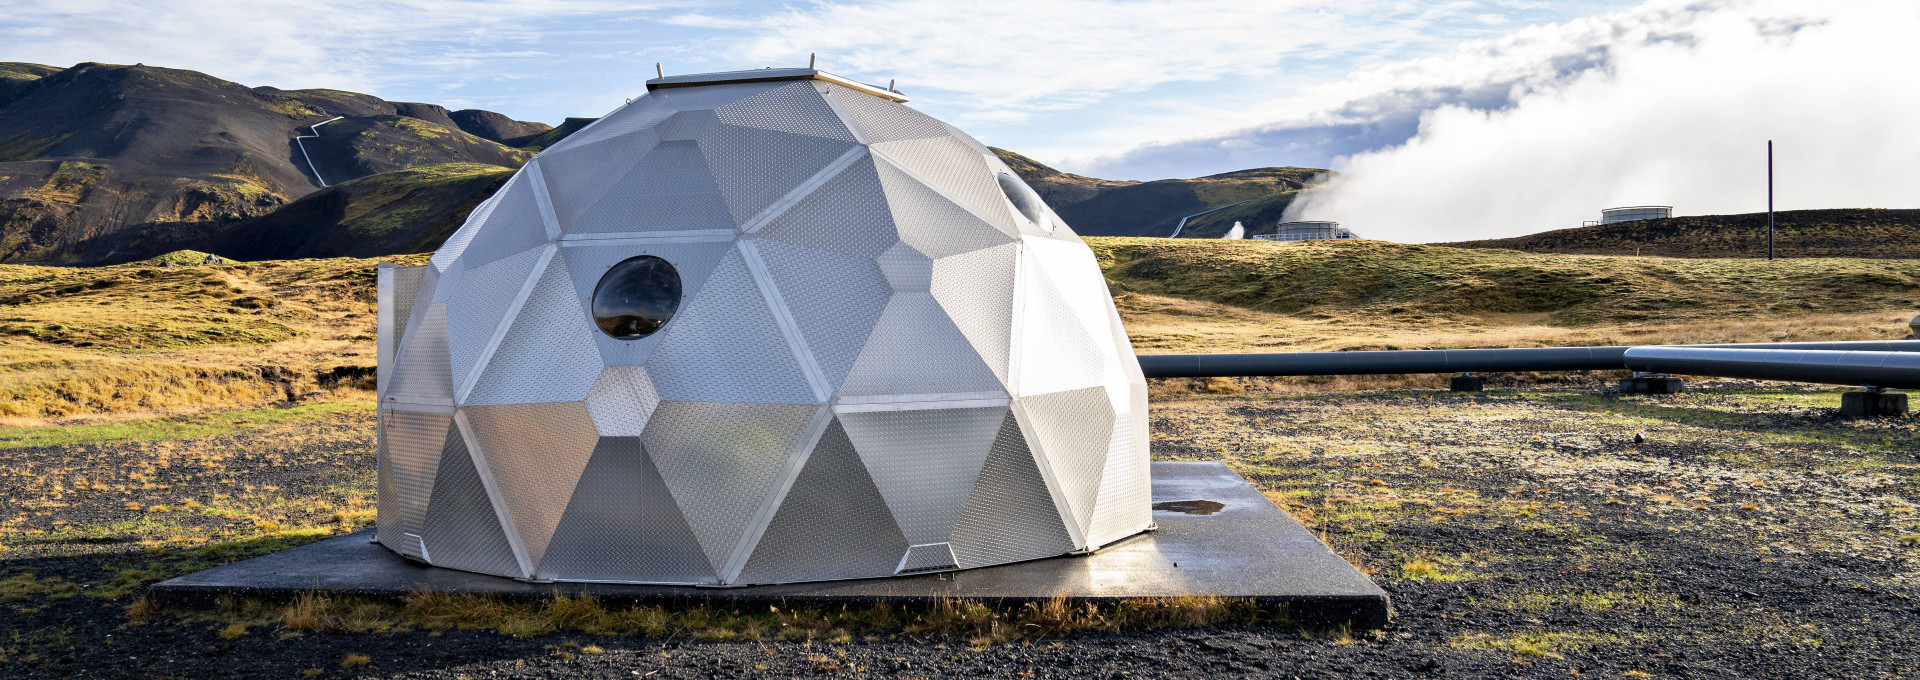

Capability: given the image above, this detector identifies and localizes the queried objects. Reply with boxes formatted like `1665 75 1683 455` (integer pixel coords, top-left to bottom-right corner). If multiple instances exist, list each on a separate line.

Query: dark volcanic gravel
3 386 1917 678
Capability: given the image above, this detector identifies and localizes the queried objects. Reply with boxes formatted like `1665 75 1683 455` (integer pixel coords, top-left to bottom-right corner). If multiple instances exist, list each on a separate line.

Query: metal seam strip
719 404 835 584
455 244 558 403
737 145 868 235
868 147 1020 239
525 161 563 239
380 400 455 413
1010 400 1088 549
816 83 872 145
835 391 1010 405
832 398 1009 414
736 240 833 403
453 410 534 578
1004 242 1028 396
559 229 735 242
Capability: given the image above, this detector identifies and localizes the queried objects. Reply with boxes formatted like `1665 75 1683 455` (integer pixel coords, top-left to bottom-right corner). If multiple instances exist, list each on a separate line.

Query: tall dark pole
1767 140 1774 260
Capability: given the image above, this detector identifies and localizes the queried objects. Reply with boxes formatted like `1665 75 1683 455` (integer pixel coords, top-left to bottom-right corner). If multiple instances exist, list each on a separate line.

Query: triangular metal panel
652 81 786 112
1011 248 1108 397
458 171 551 270
751 238 888 393
871 137 1017 237
871 154 1018 257
556 241 732 366
538 437 716 583
929 243 1017 386
465 256 602 406
653 109 718 142
538 128 660 231
384 303 453 406
1019 386 1115 534
1025 238 1121 360
642 401 821 576
419 424 522 577
699 123 860 226
645 248 819 404
1085 382 1152 548
443 246 545 388
753 155 899 260
381 409 453 557
584 365 659 437
715 81 859 142
374 411 398 545
429 191 504 272
736 419 907 584
948 411 1075 569
898 543 958 573
875 241 932 293
838 406 1005 546
460 401 600 569
569 140 736 234
837 292 1005 399
542 97 676 155
823 84 952 143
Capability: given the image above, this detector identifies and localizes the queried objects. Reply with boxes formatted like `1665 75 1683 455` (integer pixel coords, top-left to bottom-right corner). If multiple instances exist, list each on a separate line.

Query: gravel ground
2 384 1917 679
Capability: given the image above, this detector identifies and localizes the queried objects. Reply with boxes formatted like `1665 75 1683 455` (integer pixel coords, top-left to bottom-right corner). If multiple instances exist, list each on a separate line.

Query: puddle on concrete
1152 499 1226 515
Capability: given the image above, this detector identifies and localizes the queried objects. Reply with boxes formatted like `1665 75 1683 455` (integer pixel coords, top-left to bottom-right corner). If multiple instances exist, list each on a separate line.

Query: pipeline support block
1840 391 1908 418
1449 375 1485 392
1620 376 1685 395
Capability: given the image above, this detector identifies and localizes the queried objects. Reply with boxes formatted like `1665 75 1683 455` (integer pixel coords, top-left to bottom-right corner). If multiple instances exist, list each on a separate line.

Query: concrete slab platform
152 462 1389 627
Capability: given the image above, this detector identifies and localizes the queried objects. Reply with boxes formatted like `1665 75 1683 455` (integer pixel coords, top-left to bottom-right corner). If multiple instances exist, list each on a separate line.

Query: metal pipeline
1622 347 1920 390
1136 340 1920 380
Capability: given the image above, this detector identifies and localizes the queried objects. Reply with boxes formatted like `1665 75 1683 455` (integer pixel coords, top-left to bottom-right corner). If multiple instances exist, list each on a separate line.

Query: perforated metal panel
459 171 553 270
419 425 523 577
930 243 1017 386
538 437 717 583
872 154 1017 257
460 401 600 568
380 409 452 557
646 249 818 404
538 128 660 230
465 256 603 406
444 246 544 388
570 140 737 234
875 241 933 293
949 412 1075 569
838 406 1004 546
838 292 1004 399
823 83 951 143
716 81 859 141
642 401 820 575
753 155 899 260
700 124 860 226
871 137 1016 235
385 303 454 407
1019 386 1115 534
750 238 888 392
736 419 906 584
585 365 659 437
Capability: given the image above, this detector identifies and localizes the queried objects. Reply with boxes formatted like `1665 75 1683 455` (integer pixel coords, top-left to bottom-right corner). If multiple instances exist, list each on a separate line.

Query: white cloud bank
1281 0 1920 243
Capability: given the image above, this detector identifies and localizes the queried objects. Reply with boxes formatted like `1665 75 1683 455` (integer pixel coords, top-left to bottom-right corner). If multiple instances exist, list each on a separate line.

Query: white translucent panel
839 407 1006 546
460 401 601 569
642 401 821 575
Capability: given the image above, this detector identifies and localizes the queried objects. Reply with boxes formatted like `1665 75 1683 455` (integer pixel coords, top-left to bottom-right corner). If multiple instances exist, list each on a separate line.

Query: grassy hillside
992 148 1326 238
1088 237 1919 353
1442 208 1920 258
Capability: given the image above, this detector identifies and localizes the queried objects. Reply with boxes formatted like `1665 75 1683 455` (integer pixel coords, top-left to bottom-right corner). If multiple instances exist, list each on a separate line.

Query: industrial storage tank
372 67 1151 586
1599 206 1672 224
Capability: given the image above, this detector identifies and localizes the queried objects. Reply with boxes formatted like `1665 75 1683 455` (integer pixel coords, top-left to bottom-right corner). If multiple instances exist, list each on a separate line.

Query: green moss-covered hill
1442 209 1920 259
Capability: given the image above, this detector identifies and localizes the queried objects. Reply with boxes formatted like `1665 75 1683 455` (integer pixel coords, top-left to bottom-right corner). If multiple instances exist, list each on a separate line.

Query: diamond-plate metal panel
839 406 1004 546
700 124 859 225
823 84 951 143
751 239 888 392
949 412 1074 569
898 543 958 573
419 425 522 577
542 97 675 154
429 191 502 271
1084 392 1151 548
384 303 453 406
715 81 858 142
654 81 784 112
929 243 1017 386
1012 251 1107 397
465 256 602 406
538 128 660 230
1026 238 1121 359
871 155 1017 257
570 140 736 234
753 155 898 260
459 171 552 270
654 109 718 142
375 413 398 546
1020 386 1115 534
643 401 820 575
381 409 452 556
444 246 544 388
875 241 932 293
737 419 906 584
871 137 1016 236
585 365 659 437
646 249 818 404
557 241 731 366
461 401 600 569
839 292 1003 399
377 264 426 401
538 437 716 583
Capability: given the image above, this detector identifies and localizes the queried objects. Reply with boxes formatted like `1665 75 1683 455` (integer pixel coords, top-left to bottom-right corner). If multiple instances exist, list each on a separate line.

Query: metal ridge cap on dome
645 68 909 103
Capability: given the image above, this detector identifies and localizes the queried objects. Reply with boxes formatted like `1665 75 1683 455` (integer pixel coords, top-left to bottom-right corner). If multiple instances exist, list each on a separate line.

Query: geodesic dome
373 68 1149 585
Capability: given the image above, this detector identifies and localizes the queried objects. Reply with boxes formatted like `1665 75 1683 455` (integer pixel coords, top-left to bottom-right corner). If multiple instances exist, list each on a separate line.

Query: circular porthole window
996 172 1054 233
590 255 682 340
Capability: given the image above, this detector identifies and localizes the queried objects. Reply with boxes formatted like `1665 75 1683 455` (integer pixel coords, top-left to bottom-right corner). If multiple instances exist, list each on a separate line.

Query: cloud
1279 0 1920 243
